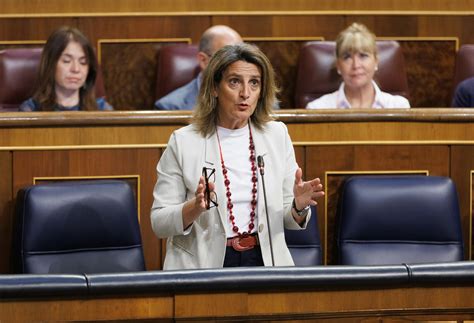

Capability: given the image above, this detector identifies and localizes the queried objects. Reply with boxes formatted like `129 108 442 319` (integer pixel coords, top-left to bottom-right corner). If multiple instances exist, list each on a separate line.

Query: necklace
216 124 257 238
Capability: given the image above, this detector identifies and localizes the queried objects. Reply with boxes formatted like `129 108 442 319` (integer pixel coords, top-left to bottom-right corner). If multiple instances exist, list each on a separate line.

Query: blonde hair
193 43 277 137
336 23 377 59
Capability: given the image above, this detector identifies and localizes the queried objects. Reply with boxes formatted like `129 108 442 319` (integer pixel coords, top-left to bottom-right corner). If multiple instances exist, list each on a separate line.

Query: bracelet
292 199 310 216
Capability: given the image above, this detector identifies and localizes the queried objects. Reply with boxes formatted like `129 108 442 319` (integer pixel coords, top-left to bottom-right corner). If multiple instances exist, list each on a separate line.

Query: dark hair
33 26 98 111
194 43 278 136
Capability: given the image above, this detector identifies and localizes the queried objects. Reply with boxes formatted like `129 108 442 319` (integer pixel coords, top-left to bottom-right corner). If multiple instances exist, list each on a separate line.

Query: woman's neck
344 82 375 109
55 88 80 107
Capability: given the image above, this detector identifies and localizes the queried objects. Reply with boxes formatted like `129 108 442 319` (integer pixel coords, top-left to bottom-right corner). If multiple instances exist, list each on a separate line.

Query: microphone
257 155 265 175
257 155 275 266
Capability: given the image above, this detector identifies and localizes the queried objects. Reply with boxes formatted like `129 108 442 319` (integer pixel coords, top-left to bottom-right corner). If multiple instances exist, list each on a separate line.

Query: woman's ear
336 60 342 75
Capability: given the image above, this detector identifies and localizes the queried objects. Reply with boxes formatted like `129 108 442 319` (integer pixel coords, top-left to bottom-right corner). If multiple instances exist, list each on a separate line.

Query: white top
217 126 257 237
306 81 411 109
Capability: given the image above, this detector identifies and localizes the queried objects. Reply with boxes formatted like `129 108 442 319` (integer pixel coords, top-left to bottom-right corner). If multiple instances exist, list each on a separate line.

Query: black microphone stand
257 155 275 266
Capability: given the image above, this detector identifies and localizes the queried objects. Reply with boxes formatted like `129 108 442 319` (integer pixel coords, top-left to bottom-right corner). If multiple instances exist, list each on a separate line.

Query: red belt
226 234 259 251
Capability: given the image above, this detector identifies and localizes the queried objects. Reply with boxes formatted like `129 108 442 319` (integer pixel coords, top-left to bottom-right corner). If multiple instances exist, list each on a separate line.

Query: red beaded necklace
216 124 257 237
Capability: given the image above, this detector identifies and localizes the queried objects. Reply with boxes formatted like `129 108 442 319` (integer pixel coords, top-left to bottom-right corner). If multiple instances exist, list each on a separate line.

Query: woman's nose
70 61 80 72
240 84 250 99
352 56 361 68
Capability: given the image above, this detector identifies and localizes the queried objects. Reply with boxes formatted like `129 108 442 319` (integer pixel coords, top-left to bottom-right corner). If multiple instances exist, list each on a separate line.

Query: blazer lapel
204 131 227 228
250 122 269 228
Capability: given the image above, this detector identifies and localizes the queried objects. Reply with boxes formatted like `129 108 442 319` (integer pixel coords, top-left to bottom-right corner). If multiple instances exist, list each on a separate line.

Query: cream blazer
151 121 311 270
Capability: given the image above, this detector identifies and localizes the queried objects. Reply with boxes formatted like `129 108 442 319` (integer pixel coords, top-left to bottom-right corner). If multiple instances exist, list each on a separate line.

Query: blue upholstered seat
336 176 464 265
12 180 145 274
285 206 322 266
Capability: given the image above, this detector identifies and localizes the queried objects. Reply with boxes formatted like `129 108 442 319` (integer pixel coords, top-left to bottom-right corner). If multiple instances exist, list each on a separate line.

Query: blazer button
258 223 264 233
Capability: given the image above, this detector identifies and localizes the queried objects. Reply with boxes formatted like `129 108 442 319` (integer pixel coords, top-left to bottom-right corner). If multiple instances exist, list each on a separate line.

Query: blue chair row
10 176 464 273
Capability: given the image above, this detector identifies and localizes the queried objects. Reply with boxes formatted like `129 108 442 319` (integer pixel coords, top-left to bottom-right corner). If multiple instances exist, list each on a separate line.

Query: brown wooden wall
2 282 474 322
1 109 474 273
0 2 473 109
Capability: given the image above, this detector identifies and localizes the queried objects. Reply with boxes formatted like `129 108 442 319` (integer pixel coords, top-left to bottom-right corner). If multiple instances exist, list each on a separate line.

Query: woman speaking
151 43 324 269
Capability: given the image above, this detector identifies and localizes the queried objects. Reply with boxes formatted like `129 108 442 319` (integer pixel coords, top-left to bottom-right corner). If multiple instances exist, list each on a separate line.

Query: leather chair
336 176 464 265
0 47 106 111
294 41 410 108
452 44 474 98
12 180 146 274
155 44 200 101
285 206 322 266
0 48 42 111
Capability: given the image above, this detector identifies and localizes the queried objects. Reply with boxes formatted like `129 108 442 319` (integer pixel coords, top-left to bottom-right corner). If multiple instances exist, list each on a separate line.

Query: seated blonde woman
306 23 410 109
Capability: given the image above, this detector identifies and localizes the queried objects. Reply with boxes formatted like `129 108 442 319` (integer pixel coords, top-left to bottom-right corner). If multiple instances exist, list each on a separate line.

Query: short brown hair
193 43 278 137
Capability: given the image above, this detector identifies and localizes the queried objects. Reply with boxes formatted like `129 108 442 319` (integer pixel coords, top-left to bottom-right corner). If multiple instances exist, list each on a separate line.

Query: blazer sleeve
280 122 311 230
150 131 188 238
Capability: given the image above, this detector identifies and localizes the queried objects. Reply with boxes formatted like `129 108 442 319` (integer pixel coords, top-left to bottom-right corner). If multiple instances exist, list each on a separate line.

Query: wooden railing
1 109 474 273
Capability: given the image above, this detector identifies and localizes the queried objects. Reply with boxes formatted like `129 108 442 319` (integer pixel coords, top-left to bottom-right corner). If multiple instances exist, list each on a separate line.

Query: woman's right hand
182 176 215 229
194 176 215 211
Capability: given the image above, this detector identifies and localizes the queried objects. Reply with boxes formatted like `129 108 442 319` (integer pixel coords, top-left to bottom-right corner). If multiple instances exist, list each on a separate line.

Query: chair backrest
0 47 106 111
285 206 322 266
336 176 464 265
12 180 145 274
155 44 200 100
294 40 410 108
452 44 474 97
0 48 42 111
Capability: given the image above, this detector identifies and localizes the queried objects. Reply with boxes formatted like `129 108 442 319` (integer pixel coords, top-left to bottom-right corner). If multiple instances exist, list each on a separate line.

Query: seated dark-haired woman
19 26 112 111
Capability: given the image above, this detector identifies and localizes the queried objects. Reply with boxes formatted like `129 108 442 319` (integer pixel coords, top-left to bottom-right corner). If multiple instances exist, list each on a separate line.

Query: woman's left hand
293 167 324 211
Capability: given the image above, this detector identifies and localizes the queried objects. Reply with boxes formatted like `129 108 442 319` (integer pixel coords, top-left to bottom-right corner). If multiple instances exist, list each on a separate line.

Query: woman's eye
229 78 240 86
250 79 260 87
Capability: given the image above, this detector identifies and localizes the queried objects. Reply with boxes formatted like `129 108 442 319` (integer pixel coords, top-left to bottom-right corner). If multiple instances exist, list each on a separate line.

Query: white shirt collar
336 80 384 109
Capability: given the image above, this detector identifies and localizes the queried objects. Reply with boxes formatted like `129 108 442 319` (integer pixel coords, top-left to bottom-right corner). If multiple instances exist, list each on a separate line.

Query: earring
375 66 379 71
337 70 341 75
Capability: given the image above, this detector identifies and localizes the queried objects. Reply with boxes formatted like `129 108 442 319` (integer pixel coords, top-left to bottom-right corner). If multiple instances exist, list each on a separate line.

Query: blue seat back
12 180 146 274
337 176 464 265
285 206 322 266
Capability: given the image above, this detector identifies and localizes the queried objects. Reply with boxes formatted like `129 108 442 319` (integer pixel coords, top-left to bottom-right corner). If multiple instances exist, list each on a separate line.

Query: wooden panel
11 148 163 271
100 40 190 110
294 146 305 178
450 146 474 260
0 124 181 147
0 18 77 41
213 15 345 38
0 110 474 272
2 0 474 14
305 145 451 264
400 40 456 107
1 285 474 321
0 152 12 273
0 296 174 322
77 16 210 46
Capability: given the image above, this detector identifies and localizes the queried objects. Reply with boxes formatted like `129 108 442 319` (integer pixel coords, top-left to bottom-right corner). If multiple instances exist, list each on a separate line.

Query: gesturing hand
194 176 215 212
293 168 324 211
182 176 216 230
